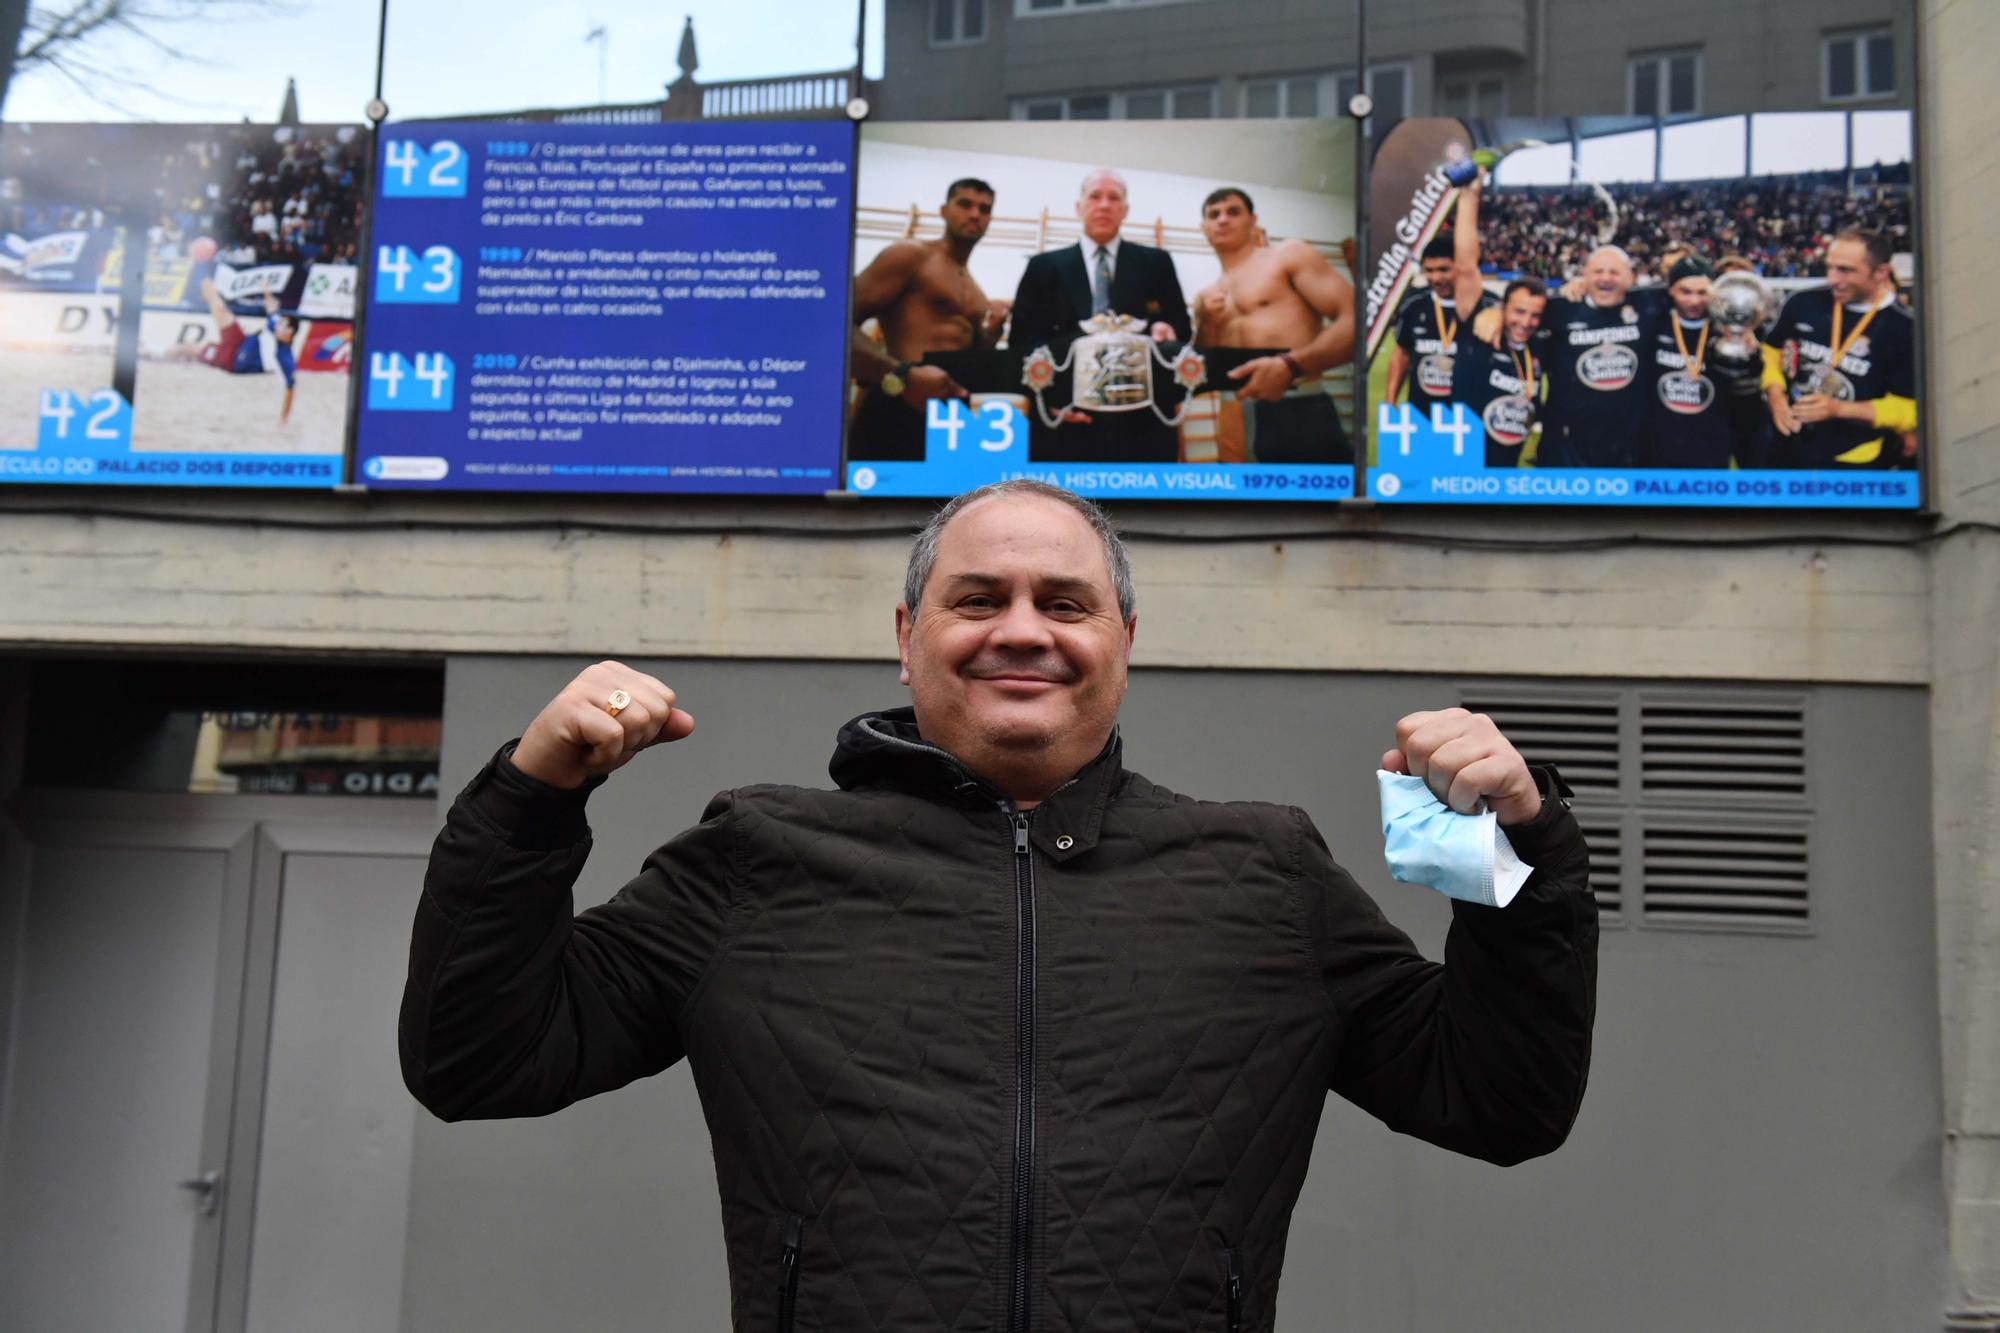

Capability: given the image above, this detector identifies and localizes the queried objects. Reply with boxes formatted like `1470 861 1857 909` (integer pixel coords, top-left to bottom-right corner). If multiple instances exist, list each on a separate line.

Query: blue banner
355 120 854 494
845 397 1354 501
1367 402 1919 509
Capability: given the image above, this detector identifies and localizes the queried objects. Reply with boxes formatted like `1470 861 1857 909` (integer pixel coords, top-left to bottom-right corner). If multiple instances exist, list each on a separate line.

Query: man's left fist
1381 707 1542 826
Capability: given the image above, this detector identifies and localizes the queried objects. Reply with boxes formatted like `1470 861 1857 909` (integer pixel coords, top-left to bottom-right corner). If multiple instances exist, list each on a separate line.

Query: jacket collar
829 707 1122 860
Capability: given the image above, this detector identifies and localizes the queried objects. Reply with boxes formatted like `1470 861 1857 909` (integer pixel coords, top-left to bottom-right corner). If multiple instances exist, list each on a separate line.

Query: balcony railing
429 71 868 125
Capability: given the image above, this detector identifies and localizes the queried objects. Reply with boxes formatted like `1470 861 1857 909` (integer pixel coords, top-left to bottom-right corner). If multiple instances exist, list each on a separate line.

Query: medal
1800 294 1886 398
1508 342 1534 391
1431 293 1458 346
1670 316 1709 382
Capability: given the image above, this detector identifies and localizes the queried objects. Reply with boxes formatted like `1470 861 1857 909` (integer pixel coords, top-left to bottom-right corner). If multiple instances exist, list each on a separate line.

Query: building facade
878 0 1915 124
2 2 1997 1330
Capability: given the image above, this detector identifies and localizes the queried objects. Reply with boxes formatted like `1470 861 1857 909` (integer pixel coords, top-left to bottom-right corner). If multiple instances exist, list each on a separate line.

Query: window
1629 50 1701 117
1242 74 1320 119
1334 63 1409 129
1824 28 1895 101
1012 85 1213 120
930 0 986 45
1438 75 1506 119
1458 684 1813 933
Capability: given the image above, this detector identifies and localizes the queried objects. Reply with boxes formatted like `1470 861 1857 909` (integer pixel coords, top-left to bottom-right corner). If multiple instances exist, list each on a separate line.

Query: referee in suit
1011 168 1193 464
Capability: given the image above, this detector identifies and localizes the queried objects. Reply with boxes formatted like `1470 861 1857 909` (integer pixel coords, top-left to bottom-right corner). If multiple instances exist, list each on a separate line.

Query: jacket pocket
776 1214 804 1333
1220 1242 1244 1333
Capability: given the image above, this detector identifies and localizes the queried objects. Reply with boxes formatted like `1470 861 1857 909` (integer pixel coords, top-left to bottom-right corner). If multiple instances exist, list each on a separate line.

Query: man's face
941 189 994 244
1583 247 1635 306
1420 257 1456 292
1825 238 1886 306
1669 275 1711 323
1503 290 1546 347
897 495 1134 768
1200 194 1253 250
1077 175 1129 246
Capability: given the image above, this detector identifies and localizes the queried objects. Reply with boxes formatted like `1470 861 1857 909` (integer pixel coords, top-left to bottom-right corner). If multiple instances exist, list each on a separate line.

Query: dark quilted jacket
401 709 1597 1332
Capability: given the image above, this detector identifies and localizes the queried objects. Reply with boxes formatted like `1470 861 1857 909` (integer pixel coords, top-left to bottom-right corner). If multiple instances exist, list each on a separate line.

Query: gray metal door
0 792 432 1333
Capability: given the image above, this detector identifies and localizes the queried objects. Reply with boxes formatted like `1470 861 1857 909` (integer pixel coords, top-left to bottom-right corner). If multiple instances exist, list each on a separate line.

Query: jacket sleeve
1152 249 1194 342
399 744 738 1122
1010 254 1063 352
1308 765 1598 1165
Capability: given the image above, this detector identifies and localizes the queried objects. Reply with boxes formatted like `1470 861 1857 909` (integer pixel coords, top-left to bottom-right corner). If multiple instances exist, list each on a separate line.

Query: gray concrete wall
1920 0 2000 1322
403 654 1943 1331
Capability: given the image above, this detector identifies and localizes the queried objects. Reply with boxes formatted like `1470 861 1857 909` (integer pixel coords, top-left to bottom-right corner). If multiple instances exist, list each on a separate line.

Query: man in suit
1010 168 1192 464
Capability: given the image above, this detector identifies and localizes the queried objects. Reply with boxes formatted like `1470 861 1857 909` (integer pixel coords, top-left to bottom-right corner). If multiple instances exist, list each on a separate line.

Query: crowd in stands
1476 168 1912 282
0 123 365 269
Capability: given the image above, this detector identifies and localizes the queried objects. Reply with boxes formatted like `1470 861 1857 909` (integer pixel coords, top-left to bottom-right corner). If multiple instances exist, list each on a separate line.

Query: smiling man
402 480 1598 1333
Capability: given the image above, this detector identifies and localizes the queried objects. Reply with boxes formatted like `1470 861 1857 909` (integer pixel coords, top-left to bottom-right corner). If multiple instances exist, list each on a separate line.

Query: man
183 276 298 423
1010 169 1193 463
1384 232 1493 410
402 480 1597 1332
1190 186 1357 463
1762 228 1917 470
849 178 1012 462
1640 256 1734 469
1442 177 1546 468
1536 244 1666 469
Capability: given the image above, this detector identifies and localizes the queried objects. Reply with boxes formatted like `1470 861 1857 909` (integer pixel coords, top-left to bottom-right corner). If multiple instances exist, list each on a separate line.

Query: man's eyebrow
937 572 1102 598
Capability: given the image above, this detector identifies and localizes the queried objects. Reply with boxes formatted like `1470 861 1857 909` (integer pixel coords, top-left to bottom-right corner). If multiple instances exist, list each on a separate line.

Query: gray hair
903 480 1136 620
1079 167 1128 201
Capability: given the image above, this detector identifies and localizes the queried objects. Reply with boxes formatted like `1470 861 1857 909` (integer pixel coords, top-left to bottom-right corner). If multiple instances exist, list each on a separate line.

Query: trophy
1021 313 1208 428
1708 271 1776 363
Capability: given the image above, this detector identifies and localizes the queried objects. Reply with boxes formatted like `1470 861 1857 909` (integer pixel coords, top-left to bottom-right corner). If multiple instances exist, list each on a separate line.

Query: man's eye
1046 601 1085 616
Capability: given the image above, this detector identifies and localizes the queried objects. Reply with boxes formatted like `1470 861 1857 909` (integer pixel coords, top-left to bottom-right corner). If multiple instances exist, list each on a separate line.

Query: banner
0 121 367 488
842 119 1358 501
1361 112 1920 509
354 120 854 493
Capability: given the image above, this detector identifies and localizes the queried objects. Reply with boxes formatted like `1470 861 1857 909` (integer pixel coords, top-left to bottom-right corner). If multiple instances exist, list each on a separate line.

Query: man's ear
1123 613 1138 661
895 602 913 685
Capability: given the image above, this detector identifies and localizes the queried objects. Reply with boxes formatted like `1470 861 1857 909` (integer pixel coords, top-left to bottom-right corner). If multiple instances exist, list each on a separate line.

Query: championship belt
1022 313 1208 428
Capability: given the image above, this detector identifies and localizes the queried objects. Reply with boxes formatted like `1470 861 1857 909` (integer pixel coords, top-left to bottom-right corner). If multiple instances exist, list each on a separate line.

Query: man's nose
989 597 1055 645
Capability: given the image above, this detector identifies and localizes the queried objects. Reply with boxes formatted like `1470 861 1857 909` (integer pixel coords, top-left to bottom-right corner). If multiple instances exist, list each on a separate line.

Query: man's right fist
508 660 695 789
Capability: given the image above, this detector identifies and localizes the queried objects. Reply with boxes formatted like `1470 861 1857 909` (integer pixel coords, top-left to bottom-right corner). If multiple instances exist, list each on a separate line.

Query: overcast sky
3 0 884 123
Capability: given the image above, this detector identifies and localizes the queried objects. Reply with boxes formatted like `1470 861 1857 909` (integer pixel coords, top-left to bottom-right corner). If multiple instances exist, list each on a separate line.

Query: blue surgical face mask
1377 770 1533 908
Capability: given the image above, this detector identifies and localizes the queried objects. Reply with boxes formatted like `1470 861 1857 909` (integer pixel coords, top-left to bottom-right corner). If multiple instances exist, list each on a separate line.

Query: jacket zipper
1008 808 1037 1333
777 1214 803 1333
1223 1245 1244 1333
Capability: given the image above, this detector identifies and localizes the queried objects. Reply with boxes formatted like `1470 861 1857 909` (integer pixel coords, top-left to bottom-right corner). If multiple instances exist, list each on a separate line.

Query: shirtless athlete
1192 187 1356 463
848 177 1012 461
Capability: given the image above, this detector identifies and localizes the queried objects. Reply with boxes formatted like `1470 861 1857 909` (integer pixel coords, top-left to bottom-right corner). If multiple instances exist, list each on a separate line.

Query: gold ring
605 689 631 718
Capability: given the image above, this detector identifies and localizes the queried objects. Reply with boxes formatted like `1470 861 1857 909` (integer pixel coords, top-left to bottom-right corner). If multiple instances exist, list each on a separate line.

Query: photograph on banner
0 122 364 488
844 119 1357 502
354 120 853 494
1361 111 1918 509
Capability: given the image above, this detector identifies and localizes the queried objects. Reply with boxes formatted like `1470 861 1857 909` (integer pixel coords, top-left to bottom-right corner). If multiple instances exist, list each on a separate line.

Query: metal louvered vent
1639 692 1807 806
1570 811 1622 915
1641 820 1810 929
1457 690 1622 801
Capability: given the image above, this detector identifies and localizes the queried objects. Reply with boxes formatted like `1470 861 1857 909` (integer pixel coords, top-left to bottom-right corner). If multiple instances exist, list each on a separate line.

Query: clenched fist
508 660 695 789
1380 707 1542 826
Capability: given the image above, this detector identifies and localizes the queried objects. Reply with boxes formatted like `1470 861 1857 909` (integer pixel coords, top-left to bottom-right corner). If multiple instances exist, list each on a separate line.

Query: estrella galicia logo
1578 343 1638 392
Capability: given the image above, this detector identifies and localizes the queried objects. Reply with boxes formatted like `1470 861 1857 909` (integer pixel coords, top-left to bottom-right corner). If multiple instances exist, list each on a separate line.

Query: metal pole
853 0 868 103
1350 0 1369 498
